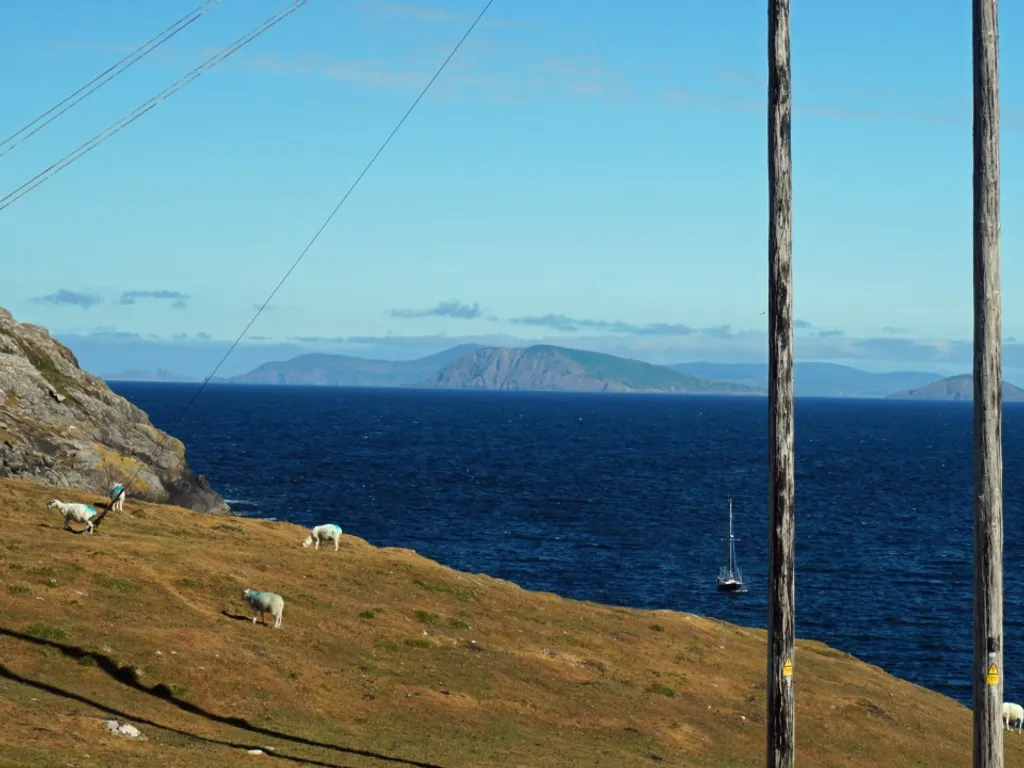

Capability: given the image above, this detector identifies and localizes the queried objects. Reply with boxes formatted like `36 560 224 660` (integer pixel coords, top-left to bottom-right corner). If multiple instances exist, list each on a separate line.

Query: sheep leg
334 538 339 551
315 539 320 551
251 613 258 624
274 609 282 629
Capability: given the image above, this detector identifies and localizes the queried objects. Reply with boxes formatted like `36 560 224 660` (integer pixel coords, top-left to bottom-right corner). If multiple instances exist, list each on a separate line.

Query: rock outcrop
0 308 229 513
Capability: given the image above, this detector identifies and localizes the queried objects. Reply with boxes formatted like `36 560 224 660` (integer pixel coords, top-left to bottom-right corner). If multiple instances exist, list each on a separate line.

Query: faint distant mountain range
230 344 483 387
671 361 943 399
420 345 764 395
886 374 1024 402
102 368 202 383
103 348 968 400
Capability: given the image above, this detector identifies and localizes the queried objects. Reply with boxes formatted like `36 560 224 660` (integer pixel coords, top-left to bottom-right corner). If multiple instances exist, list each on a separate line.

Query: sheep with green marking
242 588 284 629
47 499 98 534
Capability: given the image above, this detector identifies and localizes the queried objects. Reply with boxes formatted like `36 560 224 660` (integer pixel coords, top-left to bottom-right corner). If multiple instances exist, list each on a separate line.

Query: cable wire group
0 0 306 213
106 0 495 514
0 0 221 159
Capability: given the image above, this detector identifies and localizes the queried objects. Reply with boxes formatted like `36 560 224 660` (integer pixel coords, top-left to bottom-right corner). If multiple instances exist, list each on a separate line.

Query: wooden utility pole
766 1 795 766
972 1 1003 766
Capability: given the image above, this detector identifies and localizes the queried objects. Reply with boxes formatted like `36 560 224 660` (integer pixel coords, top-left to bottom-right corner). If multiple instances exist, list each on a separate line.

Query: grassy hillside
554 347 761 394
0 478 1009 767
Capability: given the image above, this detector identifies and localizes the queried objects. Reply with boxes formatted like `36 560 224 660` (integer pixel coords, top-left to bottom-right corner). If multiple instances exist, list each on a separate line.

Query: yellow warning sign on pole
986 664 999 686
783 658 793 678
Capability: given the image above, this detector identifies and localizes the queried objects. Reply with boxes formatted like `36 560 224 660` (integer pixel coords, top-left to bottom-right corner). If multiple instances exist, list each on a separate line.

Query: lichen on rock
0 307 230 514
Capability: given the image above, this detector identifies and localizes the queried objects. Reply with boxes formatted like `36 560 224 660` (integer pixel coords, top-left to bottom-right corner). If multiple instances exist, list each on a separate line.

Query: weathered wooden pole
766 0 795 766
972 0 1003 766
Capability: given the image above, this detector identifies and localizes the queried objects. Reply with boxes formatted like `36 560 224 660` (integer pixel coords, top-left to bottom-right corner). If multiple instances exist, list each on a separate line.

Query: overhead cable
0 0 222 158
0 0 306 213
104 0 495 516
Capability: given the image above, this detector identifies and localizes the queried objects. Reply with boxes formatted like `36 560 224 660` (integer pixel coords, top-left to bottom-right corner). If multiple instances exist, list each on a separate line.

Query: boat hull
716 578 743 592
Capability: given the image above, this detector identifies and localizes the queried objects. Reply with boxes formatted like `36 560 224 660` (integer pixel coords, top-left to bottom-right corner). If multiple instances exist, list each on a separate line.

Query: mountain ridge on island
419 344 766 395
886 373 1024 402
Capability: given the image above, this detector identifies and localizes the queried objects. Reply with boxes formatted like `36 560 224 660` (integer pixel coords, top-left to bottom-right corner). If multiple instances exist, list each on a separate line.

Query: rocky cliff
421 345 766 395
0 308 229 513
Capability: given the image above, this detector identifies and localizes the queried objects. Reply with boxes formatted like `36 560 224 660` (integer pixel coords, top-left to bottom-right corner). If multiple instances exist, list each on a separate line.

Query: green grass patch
7 584 30 595
447 618 471 629
374 639 399 652
404 638 431 649
647 682 677 698
650 624 665 632
359 610 378 620
93 574 139 592
26 624 68 643
412 577 476 602
414 610 439 626
16 340 75 398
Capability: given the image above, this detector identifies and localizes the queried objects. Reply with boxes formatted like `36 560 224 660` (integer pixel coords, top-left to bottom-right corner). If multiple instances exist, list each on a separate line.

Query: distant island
229 344 481 388
103 367 202 383
672 361 942 399
420 345 764 395
104 344 1008 401
886 374 1024 402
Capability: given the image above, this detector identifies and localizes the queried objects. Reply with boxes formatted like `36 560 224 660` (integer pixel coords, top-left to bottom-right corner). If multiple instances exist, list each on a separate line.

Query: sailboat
716 497 744 592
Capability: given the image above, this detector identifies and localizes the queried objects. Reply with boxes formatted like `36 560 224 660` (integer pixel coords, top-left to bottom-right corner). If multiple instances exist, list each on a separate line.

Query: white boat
716 497 744 592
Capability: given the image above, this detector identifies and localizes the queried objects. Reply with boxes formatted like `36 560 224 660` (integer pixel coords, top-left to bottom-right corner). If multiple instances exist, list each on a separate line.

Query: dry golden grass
0 477 1014 767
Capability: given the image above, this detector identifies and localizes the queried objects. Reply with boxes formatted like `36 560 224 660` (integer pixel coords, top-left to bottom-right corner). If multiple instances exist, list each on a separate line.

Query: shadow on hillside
0 664 359 767
0 627 447 768
222 610 258 623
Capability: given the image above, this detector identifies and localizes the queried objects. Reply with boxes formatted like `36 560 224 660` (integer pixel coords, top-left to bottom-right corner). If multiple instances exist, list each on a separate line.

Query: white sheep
242 588 284 629
301 523 343 551
109 484 126 513
1004 701 1024 733
47 499 98 534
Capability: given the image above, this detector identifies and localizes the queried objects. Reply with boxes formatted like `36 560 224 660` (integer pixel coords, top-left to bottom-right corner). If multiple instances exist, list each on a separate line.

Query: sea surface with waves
110 382 1024 706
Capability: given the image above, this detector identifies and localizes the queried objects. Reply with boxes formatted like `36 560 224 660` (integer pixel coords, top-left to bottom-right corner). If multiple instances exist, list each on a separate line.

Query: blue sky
1 0 1023 378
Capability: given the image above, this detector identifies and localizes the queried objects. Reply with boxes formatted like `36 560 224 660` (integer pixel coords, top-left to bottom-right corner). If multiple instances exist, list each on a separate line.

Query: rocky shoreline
0 307 229 514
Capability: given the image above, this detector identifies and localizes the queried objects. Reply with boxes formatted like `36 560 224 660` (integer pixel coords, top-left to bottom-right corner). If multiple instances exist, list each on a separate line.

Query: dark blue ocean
110 383 1024 707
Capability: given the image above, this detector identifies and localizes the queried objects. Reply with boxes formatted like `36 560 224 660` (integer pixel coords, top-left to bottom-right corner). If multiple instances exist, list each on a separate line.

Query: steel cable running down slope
100 0 496 524
0 0 306 213
0 0 222 159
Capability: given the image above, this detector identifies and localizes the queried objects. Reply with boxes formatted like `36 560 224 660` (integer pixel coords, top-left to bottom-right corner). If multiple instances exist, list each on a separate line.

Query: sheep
242 588 284 629
47 499 98 534
1004 701 1024 733
109 483 126 513
301 523 343 552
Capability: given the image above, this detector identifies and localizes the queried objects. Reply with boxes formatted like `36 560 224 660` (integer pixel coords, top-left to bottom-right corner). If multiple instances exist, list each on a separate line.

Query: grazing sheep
301 523 343 551
109 484 126 513
47 499 98 534
242 588 284 629
1004 701 1024 733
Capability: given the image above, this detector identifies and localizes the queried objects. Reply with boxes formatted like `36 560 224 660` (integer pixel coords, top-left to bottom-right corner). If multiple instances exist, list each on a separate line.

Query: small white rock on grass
104 720 146 740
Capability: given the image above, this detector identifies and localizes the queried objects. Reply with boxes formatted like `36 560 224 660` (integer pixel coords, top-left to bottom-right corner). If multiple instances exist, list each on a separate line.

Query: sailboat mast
727 497 734 576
